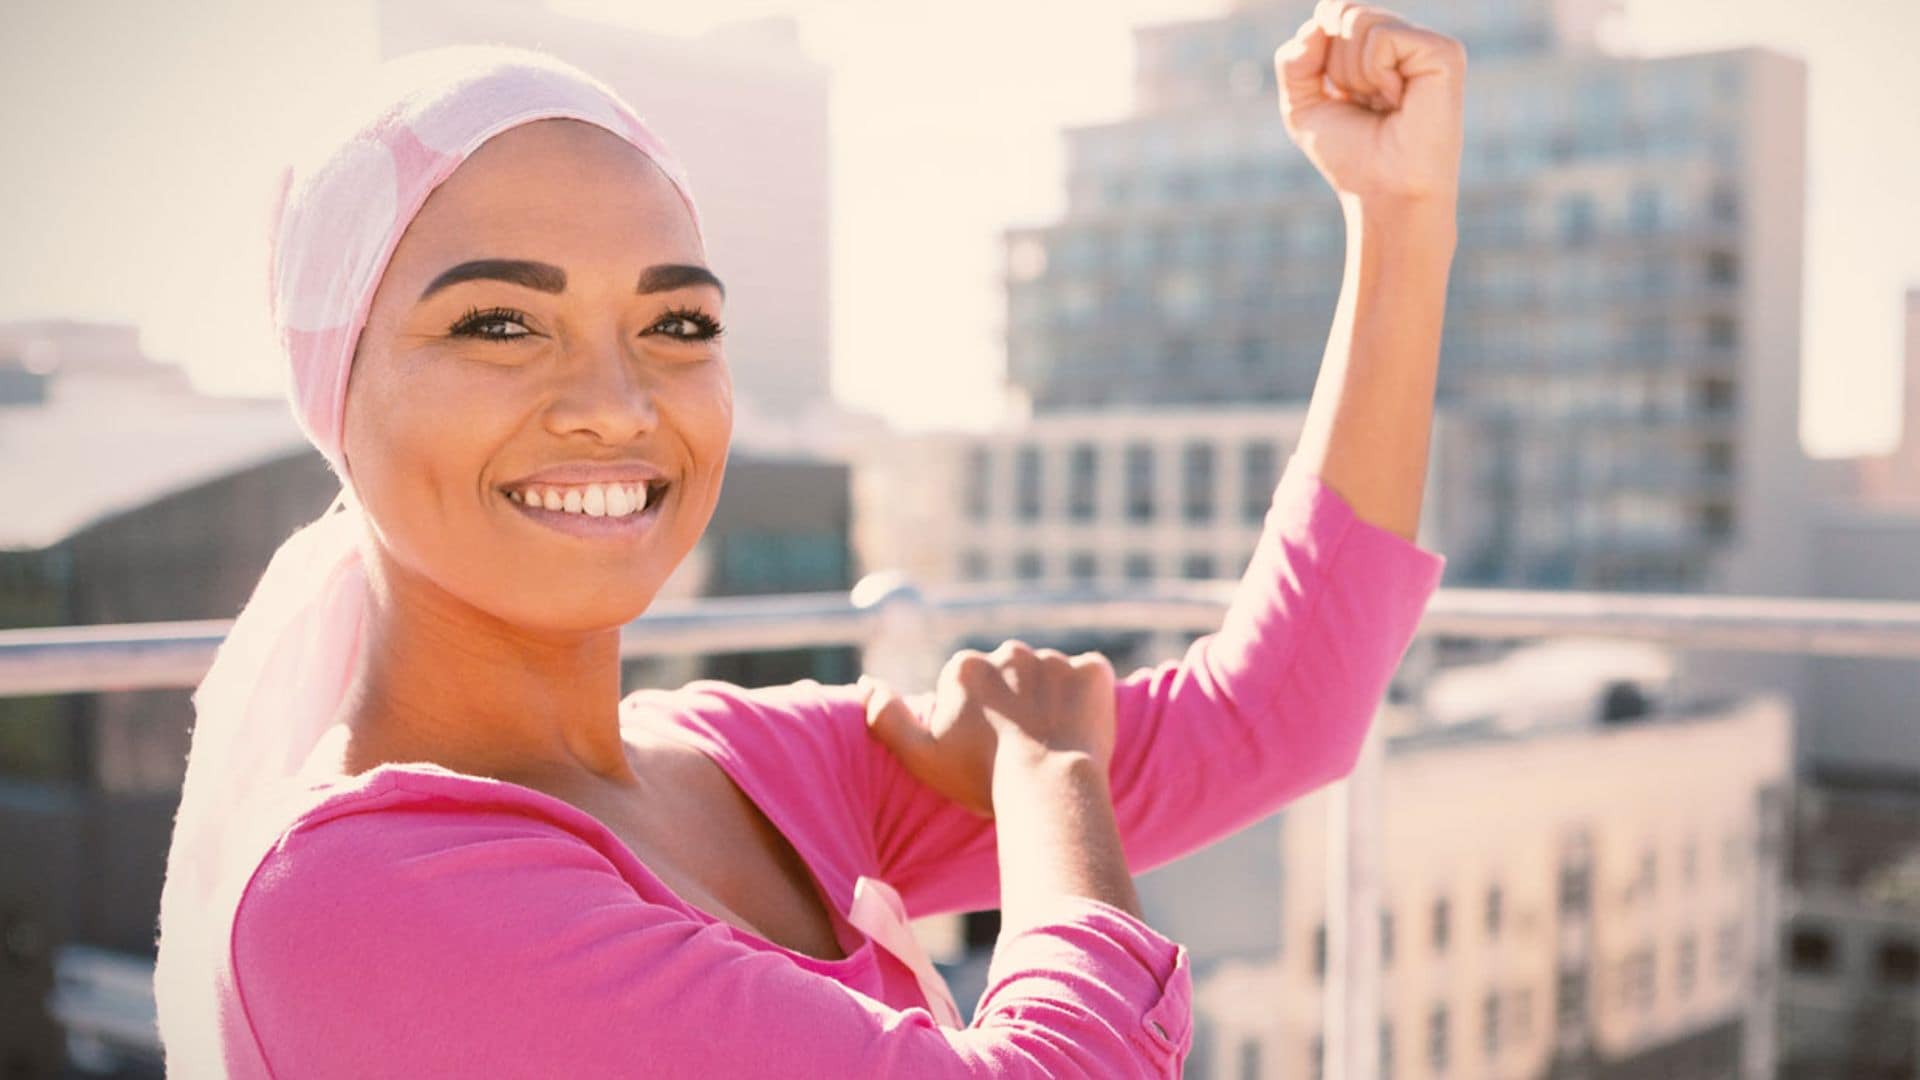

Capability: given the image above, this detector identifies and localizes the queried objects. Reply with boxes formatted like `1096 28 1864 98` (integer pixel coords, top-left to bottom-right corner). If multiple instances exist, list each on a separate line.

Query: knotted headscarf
152 44 704 1074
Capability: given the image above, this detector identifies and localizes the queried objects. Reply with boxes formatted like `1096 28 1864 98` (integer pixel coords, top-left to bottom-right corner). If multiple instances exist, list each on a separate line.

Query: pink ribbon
845 876 965 1029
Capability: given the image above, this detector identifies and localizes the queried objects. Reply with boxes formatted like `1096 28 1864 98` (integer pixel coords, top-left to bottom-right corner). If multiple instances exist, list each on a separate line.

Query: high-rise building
1850 288 1920 510
1000 0 1808 594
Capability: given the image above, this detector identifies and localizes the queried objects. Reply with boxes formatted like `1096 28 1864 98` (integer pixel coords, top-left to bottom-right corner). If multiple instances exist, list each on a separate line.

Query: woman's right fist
860 639 1117 819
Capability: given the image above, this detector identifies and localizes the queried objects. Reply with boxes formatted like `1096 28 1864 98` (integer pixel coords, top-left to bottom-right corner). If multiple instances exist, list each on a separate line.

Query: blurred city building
1781 780 1920 1078
856 404 1469 583
1846 288 1920 512
999 0 1805 598
377 0 846 441
1182 686 1792 1079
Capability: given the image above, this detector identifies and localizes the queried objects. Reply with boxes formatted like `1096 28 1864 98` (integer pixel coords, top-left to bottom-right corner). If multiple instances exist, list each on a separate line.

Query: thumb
858 675 932 757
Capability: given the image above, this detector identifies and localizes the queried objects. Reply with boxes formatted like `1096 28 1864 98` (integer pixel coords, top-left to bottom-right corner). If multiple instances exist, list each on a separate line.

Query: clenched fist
1276 0 1467 202
860 639 1117 820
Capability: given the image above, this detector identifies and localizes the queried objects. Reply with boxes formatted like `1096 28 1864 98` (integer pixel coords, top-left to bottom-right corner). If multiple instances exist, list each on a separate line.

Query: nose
544 333 661 445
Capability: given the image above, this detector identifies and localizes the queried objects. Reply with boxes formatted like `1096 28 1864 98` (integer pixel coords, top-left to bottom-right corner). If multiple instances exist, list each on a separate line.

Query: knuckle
949 650 989 681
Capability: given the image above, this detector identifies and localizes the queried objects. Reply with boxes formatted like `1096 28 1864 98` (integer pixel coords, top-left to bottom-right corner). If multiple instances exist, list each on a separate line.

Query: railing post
1326 705 1385 1080
850 571 964 963
851 570 943 696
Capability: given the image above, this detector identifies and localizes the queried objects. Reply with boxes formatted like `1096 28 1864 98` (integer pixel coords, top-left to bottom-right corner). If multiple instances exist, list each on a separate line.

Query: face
342 118 732 634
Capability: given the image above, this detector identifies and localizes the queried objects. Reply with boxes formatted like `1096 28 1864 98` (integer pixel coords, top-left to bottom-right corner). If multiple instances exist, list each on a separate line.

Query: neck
334 546 640 793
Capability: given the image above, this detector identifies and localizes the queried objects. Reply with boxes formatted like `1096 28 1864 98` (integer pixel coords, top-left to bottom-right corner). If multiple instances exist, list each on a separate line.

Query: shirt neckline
295 720 878 976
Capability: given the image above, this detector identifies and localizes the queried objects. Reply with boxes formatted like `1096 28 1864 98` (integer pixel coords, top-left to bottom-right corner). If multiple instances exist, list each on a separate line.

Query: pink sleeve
230 801 1192 1078
855 458 1449 918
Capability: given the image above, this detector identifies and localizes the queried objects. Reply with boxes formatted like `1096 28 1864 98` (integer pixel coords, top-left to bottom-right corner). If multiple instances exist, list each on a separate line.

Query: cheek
350 364 517 535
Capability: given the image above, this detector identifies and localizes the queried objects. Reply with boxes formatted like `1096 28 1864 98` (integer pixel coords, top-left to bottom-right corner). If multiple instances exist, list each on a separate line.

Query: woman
153 2 1461 1075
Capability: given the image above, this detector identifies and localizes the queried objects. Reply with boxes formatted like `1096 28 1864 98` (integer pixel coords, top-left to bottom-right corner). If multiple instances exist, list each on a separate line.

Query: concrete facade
1174 693 1791 1079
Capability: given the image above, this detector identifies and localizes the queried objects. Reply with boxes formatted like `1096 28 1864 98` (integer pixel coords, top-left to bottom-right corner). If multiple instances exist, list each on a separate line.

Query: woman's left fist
1274 0 1467 203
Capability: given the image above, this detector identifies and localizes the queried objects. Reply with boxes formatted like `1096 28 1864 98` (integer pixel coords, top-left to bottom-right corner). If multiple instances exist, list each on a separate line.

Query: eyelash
448 304 726 344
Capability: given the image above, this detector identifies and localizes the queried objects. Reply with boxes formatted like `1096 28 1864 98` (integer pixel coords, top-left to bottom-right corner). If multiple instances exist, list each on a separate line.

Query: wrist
992 743 1105 794
1339 188 1459 238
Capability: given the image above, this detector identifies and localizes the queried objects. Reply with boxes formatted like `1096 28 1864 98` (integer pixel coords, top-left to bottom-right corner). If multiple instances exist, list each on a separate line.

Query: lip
500 460 669 488
503 482 668 541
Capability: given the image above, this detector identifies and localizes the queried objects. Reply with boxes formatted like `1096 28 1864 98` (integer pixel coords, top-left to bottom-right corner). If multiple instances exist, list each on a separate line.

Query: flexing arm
852 2 1462 919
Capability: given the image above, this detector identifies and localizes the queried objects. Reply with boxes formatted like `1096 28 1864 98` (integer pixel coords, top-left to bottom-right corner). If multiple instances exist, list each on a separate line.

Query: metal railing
7 576 1920 1076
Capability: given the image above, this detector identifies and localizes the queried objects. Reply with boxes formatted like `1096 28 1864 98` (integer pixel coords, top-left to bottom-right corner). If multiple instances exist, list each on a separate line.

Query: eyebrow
418 259 725 301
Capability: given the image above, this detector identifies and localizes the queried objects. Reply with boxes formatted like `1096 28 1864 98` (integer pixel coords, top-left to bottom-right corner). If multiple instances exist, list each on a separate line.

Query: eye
449 305 533 342
649 305 726 343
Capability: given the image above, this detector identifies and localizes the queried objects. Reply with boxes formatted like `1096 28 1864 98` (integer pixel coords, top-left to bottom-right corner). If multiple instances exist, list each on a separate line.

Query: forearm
991 750 1143 939
1290 191 1458 542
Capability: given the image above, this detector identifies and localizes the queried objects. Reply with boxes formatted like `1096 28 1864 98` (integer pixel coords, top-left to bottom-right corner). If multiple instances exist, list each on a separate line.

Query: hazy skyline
2 0 1914 457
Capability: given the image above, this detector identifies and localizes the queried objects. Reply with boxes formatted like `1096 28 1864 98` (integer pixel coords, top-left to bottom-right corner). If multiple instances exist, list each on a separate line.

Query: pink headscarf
153 44 703 1073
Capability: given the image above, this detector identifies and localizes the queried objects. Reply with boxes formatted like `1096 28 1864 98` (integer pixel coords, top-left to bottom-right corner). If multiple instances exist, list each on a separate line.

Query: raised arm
850 2 1463 920
229 797 1190 1078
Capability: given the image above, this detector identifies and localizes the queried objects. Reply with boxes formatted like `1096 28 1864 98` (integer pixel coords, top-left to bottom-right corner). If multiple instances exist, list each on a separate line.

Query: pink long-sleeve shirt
221 459 1446 1078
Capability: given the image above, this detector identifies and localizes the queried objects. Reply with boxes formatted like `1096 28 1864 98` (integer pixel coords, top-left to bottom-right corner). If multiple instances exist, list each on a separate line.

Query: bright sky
1 0 1914 456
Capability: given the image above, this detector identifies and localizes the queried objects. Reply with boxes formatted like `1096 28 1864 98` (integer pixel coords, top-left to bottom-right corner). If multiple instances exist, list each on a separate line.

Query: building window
1125 442 1155 522
1313 920 1327 980
1511 987 1533 1042
1123 552 1154 582
1558 192 1596 245
1621 946 1656 1011
1068 442 1098 521
1309 1034 1324 1080
1696 376 1737 414
1427 1004 1449 1073
1381 909 1395 968
1628 185 1661 232
1716 920 1742 980
1556 970 1587 1029
959 549 989 582
1486 884 1503 938
1559 860 1591 914
1068 550 1098 583
1379 1020 1395 1080
1183 441 1216 522
1788 924 1836 975
965 446 991 520
1238 1039 1262 1080
1706 315 1739 349
1677 932 1698 997
1433 896 1451 952
1182 552 1216 580
1708 183 1740 224
1015 444 1043 521
1242 441 1277 523
1014 550 1044 582
1878 938 1919 987
1706 250 1740 287
1483 990 1501 1055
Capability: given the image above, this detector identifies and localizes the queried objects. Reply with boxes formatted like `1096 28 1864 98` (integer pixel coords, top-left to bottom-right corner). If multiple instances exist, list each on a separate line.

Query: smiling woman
155 6 1460 1075
153 41 1207 1080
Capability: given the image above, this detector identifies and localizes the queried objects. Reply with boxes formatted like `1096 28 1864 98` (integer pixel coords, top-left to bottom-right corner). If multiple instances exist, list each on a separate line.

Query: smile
501 480 669 539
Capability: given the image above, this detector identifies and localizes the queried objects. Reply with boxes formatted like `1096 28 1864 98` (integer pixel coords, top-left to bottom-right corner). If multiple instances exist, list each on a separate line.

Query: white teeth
513 482 659 517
